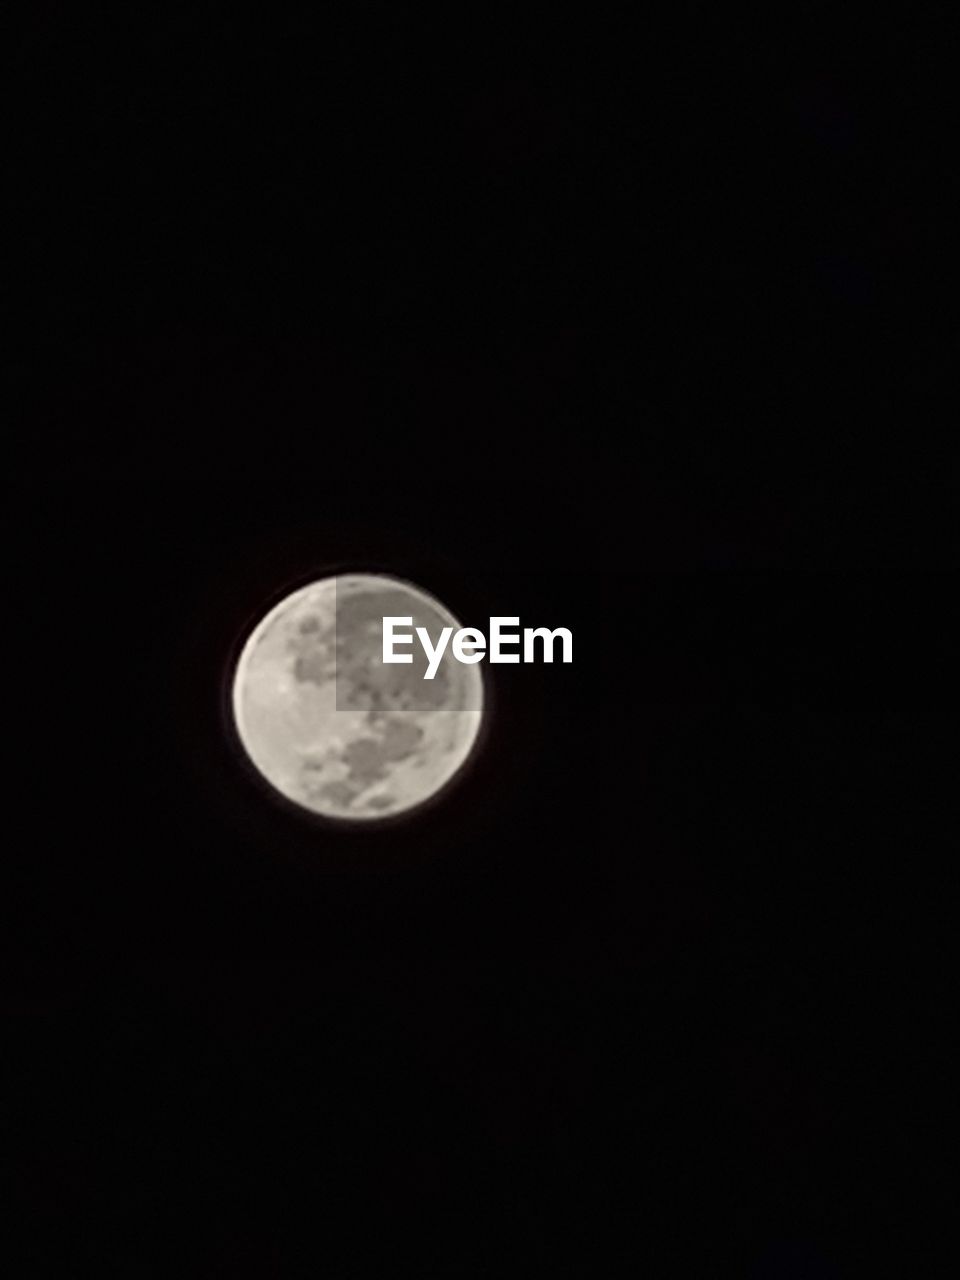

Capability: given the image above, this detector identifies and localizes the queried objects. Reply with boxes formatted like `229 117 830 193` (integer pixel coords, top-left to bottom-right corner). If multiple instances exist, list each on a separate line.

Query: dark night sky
8 5 955 1275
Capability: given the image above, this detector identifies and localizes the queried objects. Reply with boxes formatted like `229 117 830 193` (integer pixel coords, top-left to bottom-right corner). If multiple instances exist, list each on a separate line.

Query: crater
366 795 395 811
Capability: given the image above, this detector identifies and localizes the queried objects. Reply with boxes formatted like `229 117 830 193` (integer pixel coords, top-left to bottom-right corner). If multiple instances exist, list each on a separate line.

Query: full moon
230 574 485 821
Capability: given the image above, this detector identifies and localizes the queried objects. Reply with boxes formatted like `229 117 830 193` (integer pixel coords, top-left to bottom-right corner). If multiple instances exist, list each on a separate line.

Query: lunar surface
230 574 485 821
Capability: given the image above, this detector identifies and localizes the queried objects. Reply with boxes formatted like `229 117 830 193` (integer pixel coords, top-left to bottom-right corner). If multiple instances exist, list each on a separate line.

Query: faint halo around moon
230 574 485 822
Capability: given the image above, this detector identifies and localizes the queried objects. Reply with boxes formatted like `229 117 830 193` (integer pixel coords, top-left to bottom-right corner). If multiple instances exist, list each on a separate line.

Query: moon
230 574 485 821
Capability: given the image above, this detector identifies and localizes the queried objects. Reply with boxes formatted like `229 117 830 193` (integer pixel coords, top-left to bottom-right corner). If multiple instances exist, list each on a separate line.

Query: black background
8 5 955 1275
